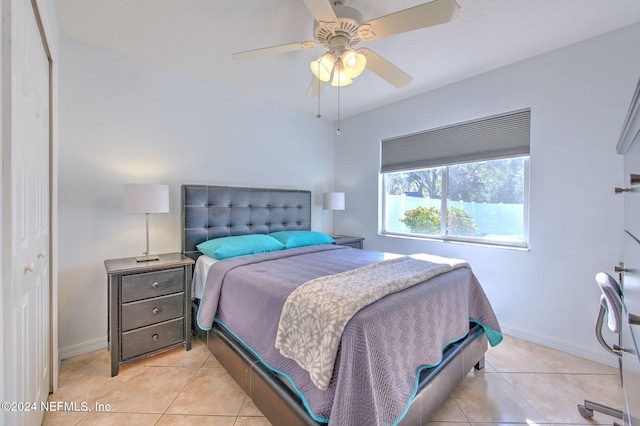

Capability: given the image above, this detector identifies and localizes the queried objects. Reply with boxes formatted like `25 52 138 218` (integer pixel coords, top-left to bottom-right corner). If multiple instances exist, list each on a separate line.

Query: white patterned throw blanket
275 254 469 390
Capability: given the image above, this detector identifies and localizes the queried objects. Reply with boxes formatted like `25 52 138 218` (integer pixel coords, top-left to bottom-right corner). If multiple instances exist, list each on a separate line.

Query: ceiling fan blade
232 41 318 60
302 0 338 26
359 48 412 88
306 76 326 97
358 0 459 41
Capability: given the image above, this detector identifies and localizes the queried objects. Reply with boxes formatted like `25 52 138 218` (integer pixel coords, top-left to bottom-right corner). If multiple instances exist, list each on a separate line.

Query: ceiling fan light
310 53 335 83
331 62 353 87
341 50 366 78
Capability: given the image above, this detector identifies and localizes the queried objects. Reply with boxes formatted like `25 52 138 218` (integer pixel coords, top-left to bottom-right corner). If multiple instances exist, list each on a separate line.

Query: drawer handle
630 313 640 327
152 307 159 315
152 334 159 341
151 281 159 289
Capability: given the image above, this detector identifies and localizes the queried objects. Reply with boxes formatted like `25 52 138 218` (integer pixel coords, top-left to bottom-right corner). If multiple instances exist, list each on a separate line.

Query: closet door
4 0 51 424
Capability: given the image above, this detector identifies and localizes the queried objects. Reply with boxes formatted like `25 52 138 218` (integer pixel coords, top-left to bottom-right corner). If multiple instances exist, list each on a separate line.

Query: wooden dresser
105 252 194 376
616 77 640 426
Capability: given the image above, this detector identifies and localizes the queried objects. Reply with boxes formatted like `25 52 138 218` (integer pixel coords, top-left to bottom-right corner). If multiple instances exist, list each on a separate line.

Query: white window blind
381 109 531 173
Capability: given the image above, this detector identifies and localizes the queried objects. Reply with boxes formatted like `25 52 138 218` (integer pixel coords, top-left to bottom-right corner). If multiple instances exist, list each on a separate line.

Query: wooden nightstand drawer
340 241 362 249
121 317 184 360
122 268 183 302
333 236 364 249
122 293 184 332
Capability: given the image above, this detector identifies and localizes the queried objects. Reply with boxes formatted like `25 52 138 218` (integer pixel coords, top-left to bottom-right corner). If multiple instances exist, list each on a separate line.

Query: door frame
29 0 57 394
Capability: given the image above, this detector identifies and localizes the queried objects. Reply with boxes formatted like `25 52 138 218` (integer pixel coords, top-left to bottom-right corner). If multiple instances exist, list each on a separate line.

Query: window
380 110 530 247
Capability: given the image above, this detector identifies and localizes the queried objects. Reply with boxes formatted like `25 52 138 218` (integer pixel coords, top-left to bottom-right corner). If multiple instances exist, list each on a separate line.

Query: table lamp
123 183 169 262
323 192 345 238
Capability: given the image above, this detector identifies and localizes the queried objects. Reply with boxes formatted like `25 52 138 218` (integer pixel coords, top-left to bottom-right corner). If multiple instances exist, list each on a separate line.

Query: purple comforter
197 245 501 425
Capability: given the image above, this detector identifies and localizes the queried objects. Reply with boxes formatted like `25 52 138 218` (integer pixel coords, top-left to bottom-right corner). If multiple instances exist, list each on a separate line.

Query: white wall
58 23 640 364
57 38 336 357
334 23 640 365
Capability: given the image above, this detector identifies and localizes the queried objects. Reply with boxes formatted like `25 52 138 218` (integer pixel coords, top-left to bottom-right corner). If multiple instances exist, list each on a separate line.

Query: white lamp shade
331 62 353 87
323 192 345 211
123 184 169 214
310 52 336 83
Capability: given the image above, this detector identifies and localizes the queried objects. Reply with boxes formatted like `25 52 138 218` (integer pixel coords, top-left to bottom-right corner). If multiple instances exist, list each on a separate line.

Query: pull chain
336 74 341 135
316 76 322 118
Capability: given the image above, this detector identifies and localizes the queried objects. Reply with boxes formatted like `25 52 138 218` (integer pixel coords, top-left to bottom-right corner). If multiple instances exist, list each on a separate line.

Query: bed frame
181 184 488 425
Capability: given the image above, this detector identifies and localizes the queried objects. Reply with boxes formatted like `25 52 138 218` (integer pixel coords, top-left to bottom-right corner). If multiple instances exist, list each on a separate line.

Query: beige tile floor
43 334 624 426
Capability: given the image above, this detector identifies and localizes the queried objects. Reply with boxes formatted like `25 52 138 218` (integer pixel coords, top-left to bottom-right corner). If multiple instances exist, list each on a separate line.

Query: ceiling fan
232 0 460 97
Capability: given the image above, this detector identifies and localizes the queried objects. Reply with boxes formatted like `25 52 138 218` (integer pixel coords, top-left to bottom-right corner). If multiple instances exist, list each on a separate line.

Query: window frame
380 156 530 249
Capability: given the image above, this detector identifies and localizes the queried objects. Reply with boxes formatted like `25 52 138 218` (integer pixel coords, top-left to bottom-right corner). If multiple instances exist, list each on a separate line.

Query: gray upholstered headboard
181 185 312 260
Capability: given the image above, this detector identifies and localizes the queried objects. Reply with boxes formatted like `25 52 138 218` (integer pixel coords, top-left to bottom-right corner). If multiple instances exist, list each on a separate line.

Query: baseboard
59 337 107 360
500 323 618 368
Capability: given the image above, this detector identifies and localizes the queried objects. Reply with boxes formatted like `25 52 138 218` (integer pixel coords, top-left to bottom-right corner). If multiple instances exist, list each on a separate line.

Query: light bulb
331 62 353 87
341 50 366 79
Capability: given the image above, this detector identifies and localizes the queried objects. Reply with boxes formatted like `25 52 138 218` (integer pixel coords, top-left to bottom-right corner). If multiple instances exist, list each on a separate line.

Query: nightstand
333 235 365 249
104 252 194 376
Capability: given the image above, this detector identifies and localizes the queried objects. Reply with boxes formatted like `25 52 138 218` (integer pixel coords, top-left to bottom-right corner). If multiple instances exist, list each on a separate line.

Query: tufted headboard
181 185 312 260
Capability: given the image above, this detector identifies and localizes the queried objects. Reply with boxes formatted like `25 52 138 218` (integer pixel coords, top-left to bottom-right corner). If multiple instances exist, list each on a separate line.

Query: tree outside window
383 156 528 246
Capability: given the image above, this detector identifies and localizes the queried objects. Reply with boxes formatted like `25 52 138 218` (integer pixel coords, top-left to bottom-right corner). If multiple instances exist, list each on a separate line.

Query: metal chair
577 272 624 422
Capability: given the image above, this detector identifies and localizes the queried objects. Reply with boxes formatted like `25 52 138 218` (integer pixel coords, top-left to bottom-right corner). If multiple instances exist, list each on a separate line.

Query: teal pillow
196 234 285 260
269 231 334 249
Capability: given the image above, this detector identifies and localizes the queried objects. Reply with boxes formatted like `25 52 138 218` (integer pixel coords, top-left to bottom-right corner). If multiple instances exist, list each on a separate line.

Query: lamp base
135 254 160 262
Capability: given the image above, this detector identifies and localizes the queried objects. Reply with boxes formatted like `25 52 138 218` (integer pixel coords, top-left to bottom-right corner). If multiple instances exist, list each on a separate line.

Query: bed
181 184 502 426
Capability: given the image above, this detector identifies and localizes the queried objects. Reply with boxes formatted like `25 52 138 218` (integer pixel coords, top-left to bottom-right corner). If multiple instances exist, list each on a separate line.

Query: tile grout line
151 358 205 420
495 369 550 424
232 395 250 426
494 336 559 424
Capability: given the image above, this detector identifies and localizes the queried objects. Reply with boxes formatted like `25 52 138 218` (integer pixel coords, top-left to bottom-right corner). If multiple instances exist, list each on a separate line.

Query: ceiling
54 0 640 121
